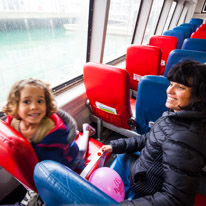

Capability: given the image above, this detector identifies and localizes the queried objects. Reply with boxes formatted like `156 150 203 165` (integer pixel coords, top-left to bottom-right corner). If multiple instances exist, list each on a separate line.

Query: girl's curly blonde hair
2 78 57 118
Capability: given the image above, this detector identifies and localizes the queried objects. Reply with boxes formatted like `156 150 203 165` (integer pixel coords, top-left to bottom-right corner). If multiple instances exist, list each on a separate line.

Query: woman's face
166 81 192 112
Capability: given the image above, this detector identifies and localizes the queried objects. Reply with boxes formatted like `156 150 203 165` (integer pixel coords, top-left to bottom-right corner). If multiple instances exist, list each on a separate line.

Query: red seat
75 131 111 176
149 35 178 75
0 120 39 192
125 45 161 91
196 27 206 32
191 31 206 39
196 24 206 32
0 118 110 192
83 62 138 138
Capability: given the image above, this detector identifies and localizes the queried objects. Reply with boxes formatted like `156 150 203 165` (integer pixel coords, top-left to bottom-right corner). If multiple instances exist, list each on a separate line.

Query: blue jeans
110 153 139 200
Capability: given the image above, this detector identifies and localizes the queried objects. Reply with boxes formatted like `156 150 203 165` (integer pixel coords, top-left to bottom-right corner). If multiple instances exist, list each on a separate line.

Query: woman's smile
166 81 192 112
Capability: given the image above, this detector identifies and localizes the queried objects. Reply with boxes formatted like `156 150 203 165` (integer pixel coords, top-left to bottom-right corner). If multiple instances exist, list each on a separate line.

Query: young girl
2 78 79 170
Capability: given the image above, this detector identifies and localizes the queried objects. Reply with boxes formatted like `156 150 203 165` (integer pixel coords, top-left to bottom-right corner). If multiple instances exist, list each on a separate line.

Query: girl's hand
101 145 113 153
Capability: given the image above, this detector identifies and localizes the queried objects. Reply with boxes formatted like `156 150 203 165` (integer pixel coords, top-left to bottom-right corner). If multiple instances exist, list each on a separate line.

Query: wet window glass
163 1 177 32
103 0 141 63
142 0 164 45
0 0 89 107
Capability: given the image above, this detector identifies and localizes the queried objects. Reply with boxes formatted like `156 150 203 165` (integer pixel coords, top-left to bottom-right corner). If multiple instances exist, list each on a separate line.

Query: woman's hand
101 145 113 153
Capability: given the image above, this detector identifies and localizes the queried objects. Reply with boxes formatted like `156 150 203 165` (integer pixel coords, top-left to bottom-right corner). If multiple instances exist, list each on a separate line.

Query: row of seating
82 18 206 206
164 19 206 76
84 18 206 137
125 19 206 96
34 18 206 204
84 62 169 136
84 49 206 137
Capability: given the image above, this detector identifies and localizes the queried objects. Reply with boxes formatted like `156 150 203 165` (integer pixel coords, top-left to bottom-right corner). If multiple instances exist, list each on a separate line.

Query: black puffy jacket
110 110 206 206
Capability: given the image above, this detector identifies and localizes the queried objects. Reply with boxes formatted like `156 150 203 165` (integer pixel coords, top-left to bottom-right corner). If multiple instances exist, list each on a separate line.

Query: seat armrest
80 149 106 179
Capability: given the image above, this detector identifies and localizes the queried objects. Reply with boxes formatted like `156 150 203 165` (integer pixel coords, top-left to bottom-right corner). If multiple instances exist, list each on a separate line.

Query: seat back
181 38 206 52
189 18 203 28
125 45 161 91
196 24 206 32
164 49 206 77
0 120 39 192
173 26 193 38
163 29 186 49
191 31 206 39
135 76 169 134
149 35 178 75
84 62 132 129
196 26 206 32
179 23 197 32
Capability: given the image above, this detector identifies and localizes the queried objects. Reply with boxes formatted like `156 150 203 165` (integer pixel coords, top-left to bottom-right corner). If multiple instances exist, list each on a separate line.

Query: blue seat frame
179 23 197 32
163 29 186 49
189 18 204 28
164 49 206 77
181 38 206 52
173 26 193 38
135 75 169 134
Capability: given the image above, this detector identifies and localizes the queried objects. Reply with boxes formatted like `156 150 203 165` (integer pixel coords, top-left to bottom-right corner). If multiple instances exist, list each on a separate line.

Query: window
103 0 141 63
202 0 206 13
163 1 177 32
142 0 164 45
0 0 89 107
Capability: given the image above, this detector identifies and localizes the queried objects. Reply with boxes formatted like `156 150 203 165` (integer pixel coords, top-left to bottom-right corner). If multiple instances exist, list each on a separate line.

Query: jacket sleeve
110 133 148 154
56 109 77 144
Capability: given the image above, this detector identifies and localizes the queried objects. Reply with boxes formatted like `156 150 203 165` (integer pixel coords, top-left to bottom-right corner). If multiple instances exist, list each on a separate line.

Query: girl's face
166 81 192 112
18 85 46 125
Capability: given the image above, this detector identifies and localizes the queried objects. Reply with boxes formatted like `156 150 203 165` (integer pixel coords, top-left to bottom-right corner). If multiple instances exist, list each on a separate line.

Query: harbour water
0 24 131 110
0 28 87 106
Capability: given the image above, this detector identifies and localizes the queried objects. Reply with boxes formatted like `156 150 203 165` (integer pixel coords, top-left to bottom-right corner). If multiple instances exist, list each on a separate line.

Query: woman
102 60 206 206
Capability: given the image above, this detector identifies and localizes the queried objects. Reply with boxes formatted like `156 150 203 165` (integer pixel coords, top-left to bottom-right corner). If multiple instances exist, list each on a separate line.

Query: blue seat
34 160 120 206
164 49 206 76
179 23 197 32
189 18 204 28
163 29 186 49
181 38 206 52
173 26 193 38
135 75 169 134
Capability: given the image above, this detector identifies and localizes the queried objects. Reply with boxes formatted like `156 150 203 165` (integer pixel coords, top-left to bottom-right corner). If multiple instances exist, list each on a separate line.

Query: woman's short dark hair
167 60 206 113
